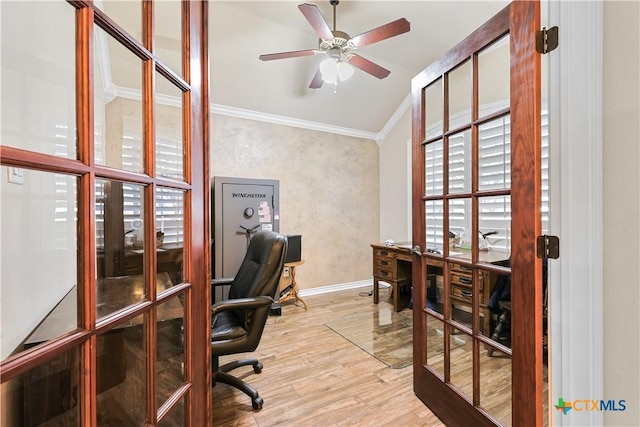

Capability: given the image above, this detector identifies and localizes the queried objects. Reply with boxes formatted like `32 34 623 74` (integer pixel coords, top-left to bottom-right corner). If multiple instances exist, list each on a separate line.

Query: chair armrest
211 296 274 316
211 277 234 287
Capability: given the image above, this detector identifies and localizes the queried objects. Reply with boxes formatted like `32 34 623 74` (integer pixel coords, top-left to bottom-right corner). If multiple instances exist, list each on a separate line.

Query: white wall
0 1 78 359
0 171 78 359
378 107 412 243
602 1 640 425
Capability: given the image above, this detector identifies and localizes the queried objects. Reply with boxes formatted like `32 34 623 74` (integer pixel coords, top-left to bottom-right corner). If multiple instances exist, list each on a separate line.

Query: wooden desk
25 273 181 345
279 260 308 310
427 250 508 338
371 243 509 336
97 244 183 284
371 243 413 312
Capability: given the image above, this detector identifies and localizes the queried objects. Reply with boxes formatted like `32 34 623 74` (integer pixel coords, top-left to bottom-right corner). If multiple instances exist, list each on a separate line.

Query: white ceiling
102 1 509 137
209 1 509 136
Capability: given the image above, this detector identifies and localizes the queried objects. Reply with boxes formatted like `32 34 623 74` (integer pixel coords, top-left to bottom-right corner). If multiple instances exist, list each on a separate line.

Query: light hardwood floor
212 287 446 427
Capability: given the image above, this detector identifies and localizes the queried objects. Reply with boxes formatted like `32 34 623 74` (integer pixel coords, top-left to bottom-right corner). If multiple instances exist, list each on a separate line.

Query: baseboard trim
297 279 379 297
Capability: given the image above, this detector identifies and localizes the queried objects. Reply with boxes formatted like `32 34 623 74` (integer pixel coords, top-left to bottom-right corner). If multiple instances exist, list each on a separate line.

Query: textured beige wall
211 115 380 290
603 2 640 425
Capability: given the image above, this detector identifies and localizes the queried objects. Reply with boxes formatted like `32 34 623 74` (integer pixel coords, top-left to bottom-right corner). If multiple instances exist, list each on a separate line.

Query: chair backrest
228 231 288 324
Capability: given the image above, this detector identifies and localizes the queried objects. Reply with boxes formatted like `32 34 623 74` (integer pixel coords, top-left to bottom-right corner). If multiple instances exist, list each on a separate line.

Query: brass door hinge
537 235 560 259
536 26 559 54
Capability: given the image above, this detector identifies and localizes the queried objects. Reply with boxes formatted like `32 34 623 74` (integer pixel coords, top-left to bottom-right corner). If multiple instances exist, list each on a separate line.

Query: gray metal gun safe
212 176 280 304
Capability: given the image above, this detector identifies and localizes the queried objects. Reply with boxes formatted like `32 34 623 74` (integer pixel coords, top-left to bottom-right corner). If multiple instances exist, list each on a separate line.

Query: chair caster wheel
253 362 263 374
252 396 263 410
270 307 282 316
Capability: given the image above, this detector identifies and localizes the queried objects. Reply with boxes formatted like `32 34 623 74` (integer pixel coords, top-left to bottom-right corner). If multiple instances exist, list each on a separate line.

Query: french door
0 1 210 425
411 2 543 426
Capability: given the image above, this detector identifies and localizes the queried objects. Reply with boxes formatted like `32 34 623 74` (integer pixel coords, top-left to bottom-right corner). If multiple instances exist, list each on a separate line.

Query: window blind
94 129 184 248
425 108 549 250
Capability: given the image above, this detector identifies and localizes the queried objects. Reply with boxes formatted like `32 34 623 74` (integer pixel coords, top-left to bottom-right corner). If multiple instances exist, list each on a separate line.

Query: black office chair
210 230 287 410
487 259 548 357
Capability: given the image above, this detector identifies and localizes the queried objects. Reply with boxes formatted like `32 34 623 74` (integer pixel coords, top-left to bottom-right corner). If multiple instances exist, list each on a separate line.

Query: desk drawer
372 245 413 283
374 248 396 260
450 265 488 291
451 285 478 301
374 266 397 280
450 273 484 292
375 257 395 270
373 247 397 279
451 272 472 286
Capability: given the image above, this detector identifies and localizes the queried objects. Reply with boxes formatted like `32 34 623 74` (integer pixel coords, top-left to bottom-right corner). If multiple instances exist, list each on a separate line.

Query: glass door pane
154 1 183 76
478 35 510 116
448 60 472 128
0 1 76 158
96 315 146 425
155 73 184 181
1 169 78 356
425 79 443 139
94 26 144 173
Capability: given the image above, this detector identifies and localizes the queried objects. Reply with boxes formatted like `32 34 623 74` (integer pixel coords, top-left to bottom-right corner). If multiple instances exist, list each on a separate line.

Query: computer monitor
285 235 302 263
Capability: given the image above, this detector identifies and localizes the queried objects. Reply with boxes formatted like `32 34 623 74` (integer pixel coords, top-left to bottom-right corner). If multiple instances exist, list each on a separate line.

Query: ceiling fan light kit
258 1 410 91
319 55 354 85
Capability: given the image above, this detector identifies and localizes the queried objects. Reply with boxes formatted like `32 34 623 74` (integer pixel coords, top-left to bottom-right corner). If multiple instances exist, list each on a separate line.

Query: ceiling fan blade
348 54 391 79
350 18 411 48
259 49 316 61
298 3 334 40
309 69 324 89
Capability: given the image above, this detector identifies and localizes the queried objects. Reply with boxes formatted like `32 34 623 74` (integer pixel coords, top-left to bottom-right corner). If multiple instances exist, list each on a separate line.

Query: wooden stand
279 260 308 310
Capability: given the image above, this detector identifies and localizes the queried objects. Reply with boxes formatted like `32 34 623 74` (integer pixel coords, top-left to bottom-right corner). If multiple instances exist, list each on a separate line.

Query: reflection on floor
325 308 414 368
325 307 464 369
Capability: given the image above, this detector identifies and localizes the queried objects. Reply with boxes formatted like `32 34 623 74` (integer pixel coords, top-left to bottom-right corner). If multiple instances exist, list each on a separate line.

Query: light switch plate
7 167 24 185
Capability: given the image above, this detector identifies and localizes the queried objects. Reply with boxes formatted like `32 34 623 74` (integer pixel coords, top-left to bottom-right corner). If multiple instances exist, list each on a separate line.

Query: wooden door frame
411 2 542 425
186 0 211 425
509 3 543 425
547 2 605 426
0 1 211 424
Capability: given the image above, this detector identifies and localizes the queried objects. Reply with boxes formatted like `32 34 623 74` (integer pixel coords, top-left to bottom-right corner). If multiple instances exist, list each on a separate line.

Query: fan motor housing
319 30 352 52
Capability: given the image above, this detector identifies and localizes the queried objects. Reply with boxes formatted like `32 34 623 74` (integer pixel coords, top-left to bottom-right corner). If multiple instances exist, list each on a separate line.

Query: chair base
214 358 264 410
488 301 511 357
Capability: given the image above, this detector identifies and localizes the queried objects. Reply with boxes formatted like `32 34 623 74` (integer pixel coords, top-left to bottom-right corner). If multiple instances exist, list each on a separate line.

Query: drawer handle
380 271 389 276
461 290 472 297
380 260 389 266
459 265 472 271
459 277 472 285
380 251 389 256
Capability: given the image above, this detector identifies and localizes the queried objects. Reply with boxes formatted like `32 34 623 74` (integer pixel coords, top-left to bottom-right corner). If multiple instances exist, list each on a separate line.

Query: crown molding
376 94 411 145
113 86 390 142
114 86 181 109
210 104 378 141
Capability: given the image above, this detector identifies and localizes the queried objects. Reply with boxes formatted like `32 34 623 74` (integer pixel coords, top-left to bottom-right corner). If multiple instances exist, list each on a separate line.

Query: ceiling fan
259 1 411 90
